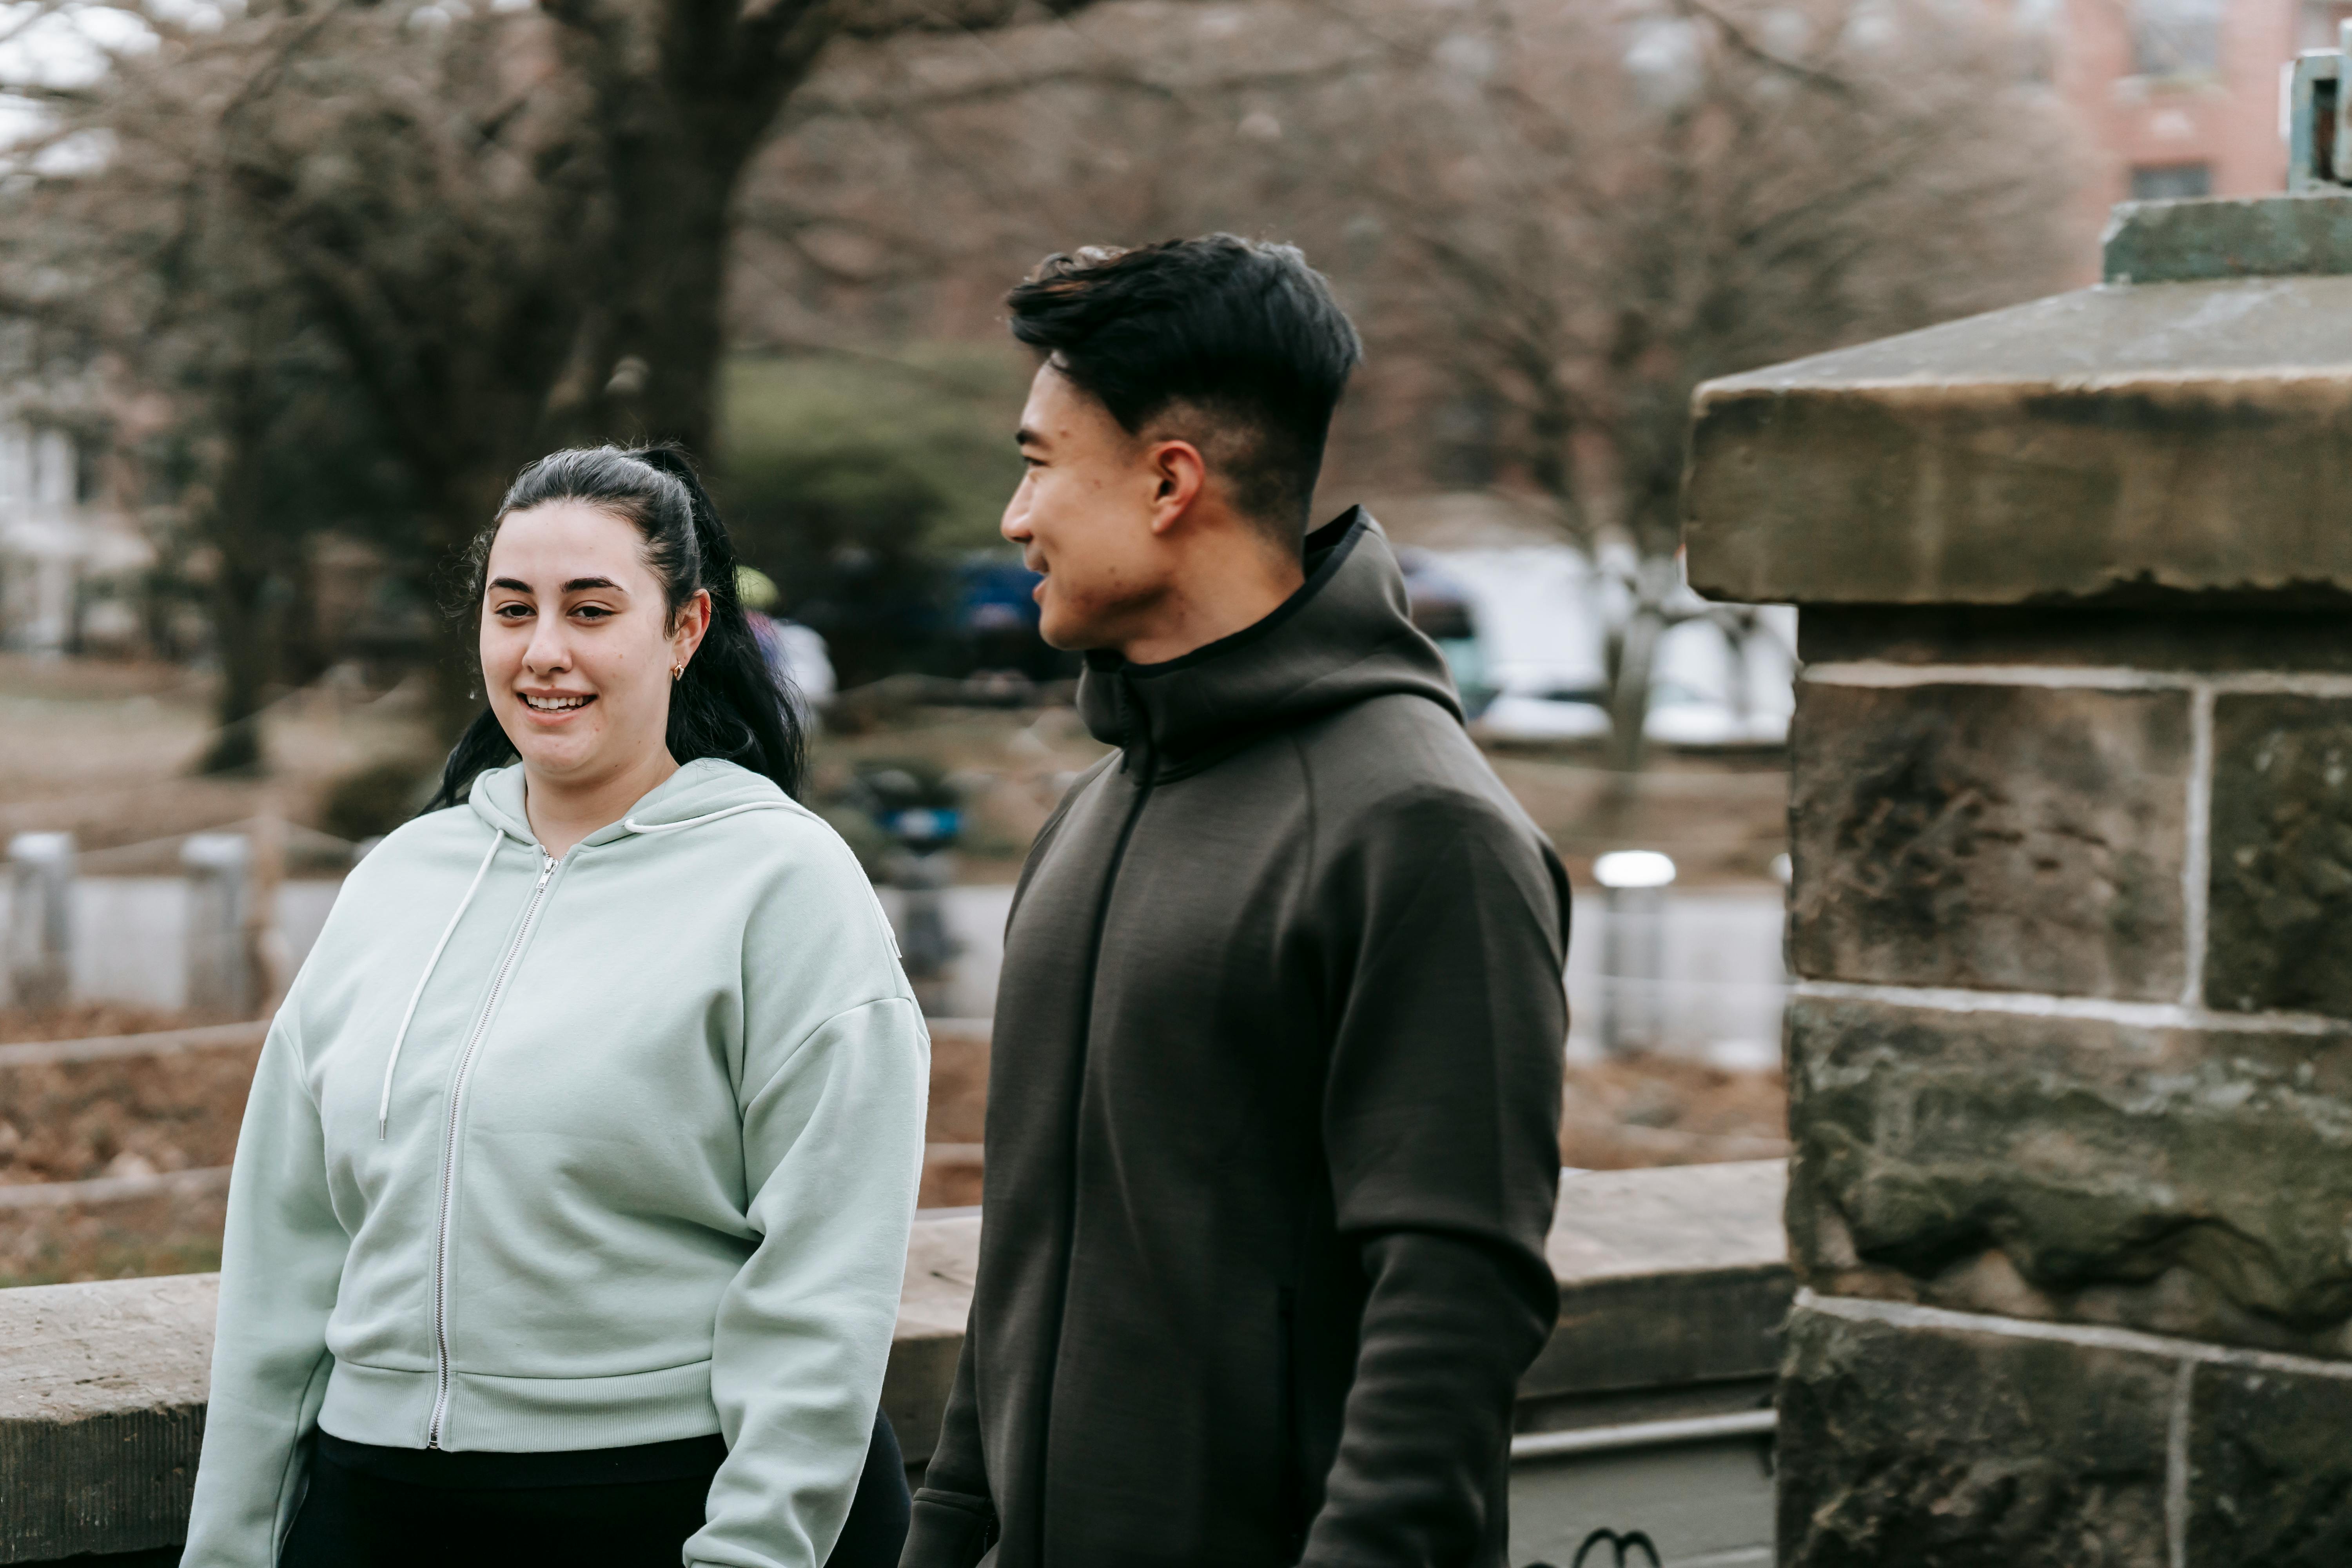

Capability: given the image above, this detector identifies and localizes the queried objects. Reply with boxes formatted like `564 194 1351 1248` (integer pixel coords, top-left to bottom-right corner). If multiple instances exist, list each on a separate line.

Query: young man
902 236 1569 1568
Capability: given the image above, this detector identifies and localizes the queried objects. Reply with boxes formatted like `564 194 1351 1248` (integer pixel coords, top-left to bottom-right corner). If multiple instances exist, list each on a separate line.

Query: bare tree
733 0 2080 766
13 0 1111 741
1325 0 2080 765
1 10 423 770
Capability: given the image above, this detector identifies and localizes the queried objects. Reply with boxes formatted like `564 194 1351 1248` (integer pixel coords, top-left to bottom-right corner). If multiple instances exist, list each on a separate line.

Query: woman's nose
523 622 571 672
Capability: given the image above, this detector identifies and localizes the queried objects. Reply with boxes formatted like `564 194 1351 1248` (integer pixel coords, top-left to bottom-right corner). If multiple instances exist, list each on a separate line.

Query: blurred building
2036 0 2348 271
0 420 147 658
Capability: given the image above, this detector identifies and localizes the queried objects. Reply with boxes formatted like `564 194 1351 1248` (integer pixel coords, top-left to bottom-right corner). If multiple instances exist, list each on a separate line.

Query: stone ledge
1683 275 2352 607
0 1161 1791 1563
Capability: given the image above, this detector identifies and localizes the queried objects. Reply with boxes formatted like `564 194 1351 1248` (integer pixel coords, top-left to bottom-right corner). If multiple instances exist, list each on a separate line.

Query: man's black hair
1006 235 1362 542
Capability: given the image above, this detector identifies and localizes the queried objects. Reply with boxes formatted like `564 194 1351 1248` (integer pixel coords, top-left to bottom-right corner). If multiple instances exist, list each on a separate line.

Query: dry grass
0 1183 227 1289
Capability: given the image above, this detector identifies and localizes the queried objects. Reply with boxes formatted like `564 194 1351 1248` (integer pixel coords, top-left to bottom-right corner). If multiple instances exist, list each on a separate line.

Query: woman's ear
673 589 713 667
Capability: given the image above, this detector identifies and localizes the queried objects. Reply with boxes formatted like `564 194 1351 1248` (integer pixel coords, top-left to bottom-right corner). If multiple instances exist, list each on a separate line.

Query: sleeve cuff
901 1488 997 1568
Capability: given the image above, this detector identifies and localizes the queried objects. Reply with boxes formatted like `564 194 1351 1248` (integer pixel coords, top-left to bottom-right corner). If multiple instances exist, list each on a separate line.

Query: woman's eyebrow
488 575 625 594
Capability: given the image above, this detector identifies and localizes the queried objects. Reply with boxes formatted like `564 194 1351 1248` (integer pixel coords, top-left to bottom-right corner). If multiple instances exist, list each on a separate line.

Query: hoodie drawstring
621 802 791 835
377 832 504 1140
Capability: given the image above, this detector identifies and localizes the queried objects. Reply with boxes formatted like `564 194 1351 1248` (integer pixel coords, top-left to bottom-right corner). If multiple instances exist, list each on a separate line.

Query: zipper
1033 676 1156 1552
425 847 559 1449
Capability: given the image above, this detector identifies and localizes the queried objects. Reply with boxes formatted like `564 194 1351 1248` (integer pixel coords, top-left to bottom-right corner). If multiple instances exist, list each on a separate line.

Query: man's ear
1145 439 1209 536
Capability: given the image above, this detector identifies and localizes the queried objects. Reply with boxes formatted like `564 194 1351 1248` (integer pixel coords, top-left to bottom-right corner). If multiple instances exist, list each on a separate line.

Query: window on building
2132 0 2224 76
2131 162 2214 200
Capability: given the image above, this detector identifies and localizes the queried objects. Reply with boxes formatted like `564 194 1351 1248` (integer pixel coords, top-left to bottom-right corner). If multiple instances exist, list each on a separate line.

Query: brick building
2037 0 2352 271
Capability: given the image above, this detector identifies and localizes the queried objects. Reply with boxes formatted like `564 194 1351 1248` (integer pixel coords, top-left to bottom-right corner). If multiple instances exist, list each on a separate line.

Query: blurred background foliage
718 348 1030 684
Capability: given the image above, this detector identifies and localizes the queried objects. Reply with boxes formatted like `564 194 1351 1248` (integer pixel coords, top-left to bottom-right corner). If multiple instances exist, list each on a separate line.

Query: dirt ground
0 1008 1786 1282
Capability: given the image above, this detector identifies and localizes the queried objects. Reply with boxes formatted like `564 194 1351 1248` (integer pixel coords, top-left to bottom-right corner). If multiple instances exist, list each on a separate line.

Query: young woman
180 447 929 1568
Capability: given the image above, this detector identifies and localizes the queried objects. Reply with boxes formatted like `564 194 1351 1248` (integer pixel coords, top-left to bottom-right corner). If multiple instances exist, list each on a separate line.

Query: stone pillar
1686 195 2352 1567
6 832 74 1010
182 832 252 1018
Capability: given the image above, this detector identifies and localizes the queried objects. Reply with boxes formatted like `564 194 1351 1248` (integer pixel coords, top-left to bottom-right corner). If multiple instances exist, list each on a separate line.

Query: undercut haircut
1006 235 1363 544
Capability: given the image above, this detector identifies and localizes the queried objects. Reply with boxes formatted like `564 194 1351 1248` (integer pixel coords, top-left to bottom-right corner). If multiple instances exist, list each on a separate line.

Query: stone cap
1683 275 2352 607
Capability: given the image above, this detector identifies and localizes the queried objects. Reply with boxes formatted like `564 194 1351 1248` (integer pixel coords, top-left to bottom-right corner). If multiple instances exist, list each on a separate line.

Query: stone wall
1781 618 2352 1565
1686 197 2352 1568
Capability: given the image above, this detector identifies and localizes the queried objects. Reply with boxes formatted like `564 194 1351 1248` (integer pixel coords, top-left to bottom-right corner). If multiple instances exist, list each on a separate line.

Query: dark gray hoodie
903 510 1568 1568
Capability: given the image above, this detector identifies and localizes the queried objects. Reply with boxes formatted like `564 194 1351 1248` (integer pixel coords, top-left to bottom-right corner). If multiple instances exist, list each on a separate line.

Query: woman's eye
495 603 531 619
573 605 612 621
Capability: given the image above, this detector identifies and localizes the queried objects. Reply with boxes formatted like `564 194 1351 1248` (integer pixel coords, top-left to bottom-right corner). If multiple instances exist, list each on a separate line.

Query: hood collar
1076 508 1462 779
465 756 785 853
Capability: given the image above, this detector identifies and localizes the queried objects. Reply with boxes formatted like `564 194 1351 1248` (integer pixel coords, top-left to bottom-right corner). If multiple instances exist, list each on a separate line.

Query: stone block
1789 683 2189 999
1788 996 2352 1353
2205 694 2352 1018
1777 1299 2172 1567
1683 275 2352 607
2187 1359 2352 1566
2102 191 2352 285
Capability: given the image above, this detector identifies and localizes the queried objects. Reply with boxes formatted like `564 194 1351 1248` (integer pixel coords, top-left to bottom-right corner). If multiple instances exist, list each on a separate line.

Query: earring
671 663 684 681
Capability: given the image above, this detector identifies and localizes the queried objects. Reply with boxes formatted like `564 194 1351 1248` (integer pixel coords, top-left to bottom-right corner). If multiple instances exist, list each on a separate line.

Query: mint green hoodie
181 759 929 1568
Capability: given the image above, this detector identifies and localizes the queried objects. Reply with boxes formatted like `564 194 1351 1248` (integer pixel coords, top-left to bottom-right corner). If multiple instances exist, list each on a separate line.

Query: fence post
5 831 75 1010
1593 850 1675 1056
182 832 253 1017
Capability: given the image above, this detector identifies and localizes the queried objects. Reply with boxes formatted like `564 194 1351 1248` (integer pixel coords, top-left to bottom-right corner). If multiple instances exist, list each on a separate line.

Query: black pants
281 1414 909 1568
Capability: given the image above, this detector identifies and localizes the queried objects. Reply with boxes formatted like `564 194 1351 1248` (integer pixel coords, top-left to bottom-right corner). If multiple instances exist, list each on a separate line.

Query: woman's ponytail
632 445 808 800
423 443 808 814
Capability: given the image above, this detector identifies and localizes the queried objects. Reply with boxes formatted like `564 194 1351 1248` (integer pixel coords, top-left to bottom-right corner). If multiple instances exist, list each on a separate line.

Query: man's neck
1118 548 1305 666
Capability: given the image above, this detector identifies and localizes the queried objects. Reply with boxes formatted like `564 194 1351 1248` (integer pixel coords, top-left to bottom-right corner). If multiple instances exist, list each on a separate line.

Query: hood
466 756 790 852
1076 508 1462 780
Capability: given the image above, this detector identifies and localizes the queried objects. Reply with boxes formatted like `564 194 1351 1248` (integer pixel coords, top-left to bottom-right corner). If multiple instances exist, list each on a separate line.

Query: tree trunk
1609 595 1660 777
200 551 275 775
413 461 528 744
199 373 278 776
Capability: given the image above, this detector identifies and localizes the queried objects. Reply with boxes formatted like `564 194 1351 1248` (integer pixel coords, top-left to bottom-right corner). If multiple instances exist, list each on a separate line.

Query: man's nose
1001 491 1032 543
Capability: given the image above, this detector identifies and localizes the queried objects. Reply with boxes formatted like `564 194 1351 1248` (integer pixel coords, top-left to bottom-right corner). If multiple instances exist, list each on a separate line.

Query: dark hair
423 444 806 812
1005 234 1362 541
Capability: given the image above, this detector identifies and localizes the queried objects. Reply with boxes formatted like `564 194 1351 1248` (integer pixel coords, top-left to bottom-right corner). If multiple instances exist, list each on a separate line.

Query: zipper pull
536 852 557 887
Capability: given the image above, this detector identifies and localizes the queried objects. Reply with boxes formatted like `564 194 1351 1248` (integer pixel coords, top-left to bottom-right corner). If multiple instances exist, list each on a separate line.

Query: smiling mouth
521 693 594 712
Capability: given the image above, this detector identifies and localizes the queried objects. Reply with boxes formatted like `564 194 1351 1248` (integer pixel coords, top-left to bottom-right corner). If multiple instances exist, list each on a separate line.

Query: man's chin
1036 605 1093 652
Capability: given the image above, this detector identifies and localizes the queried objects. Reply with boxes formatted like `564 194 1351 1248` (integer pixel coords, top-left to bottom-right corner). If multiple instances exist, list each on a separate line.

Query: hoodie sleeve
1302 788 1568 1568
900 1329 996 1567
181 1011 347 1568
691 991 929 1568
